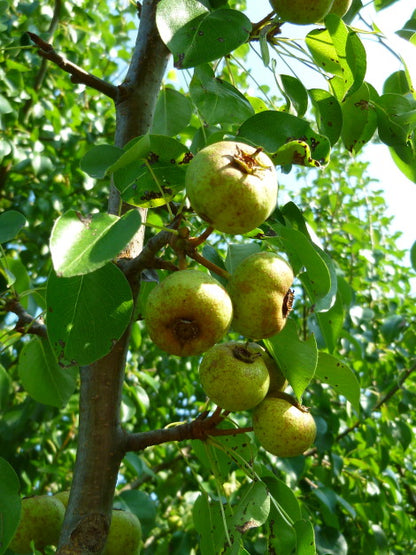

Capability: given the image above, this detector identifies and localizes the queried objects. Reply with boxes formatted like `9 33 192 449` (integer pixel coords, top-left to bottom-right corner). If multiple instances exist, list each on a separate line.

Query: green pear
227 251 294 340
329 0 352 17
53 490 70 507
145 270 233 357
252 394 316 457
199 341 270 411
269 0 334 24
9 495 65 553
103 509 142 555
185 141 277 235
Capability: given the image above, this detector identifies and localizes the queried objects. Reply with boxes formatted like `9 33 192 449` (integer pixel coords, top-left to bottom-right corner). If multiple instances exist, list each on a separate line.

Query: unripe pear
269 0 334 24
9 495 65 553
103 509 142 555
145 270 233 357
185 141 277 235
329 0 352 17
199 341 270 411
253 394 316 457
227 251 294 339
53 490 70 507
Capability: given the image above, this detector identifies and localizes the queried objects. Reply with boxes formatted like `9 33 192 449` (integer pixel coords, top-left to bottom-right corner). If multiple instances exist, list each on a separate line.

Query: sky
243 0 416 259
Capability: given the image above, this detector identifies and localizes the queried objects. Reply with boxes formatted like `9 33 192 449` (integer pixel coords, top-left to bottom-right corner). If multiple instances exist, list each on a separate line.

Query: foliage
1 0 415 554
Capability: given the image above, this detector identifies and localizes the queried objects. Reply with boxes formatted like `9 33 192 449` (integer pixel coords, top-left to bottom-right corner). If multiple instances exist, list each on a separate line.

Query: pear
227 251 294 340
329 0 352 17
53 490 70 507
145 270 233 357
269 0 334 25
199 341 270 411
103 510 142 555
253 394 316 457
9 495 65 553
185 141 277 235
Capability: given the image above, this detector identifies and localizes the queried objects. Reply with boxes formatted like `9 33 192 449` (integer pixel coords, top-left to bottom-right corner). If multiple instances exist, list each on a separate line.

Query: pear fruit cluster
269 0 352 25
143 139 316 458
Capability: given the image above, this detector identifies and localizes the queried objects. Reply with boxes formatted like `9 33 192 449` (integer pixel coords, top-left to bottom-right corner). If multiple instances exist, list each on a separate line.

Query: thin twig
5 298 47 338
27 31 118 100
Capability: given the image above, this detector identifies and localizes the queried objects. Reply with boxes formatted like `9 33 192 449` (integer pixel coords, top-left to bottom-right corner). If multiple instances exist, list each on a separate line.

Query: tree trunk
58 2 170 552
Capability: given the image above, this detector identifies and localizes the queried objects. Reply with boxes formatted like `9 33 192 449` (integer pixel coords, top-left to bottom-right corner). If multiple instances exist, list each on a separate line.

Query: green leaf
0 364 11 410
308 88 343 145
193 493 228 555
117 490 157 538
294 519 316 555
316 290 345 353
238 111 331 168
264 320 318 401
0 457 21 555
341 83 378 153
156 1 251 69
152 87 193 136
46 264 133 366
230 481 270 532
314 352 360 413
0 93 13 114
225 243 261 273
18 337 78 407
80 144 124 179
0 210 26 243
280 74 308 117
411 241 416 271
50 209 142 277
374 93 415 146
380 314 406 343
263 475 302 523
190 65 254 125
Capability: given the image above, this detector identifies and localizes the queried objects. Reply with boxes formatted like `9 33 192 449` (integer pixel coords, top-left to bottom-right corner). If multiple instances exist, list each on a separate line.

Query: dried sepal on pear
185 141 277 235
145 270 233 357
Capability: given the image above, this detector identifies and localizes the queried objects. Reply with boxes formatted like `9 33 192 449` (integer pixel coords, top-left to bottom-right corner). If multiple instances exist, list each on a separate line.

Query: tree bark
58 2 170 552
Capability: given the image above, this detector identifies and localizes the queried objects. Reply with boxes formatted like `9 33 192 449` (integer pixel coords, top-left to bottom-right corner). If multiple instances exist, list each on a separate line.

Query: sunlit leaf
314 352 360 413
0 210 26 243
152 87 193 135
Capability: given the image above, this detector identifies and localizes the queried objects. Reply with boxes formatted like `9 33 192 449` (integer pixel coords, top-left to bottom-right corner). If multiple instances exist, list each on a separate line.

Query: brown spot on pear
199 341 270 411
185 141 277 235
253 395 316 457
227 251 294 340
145 270 233 357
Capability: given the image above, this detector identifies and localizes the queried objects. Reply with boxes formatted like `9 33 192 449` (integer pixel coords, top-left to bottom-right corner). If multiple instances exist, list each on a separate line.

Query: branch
5 298 47 338
27 31 118 100
124 408 251 452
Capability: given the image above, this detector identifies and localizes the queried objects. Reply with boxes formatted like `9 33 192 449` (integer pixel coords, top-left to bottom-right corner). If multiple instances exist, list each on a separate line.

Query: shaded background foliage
1 0 416 554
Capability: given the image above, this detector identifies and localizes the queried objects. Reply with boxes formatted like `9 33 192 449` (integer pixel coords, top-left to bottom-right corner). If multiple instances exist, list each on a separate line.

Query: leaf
238 111 331 168
117 490 157 537
315 290 345 353
373 93 415 146
389 138 416 183
263 476 302 523
193 493 228 555
225 243 261 273
190 65 254 125
0 93 13 114
152 87 193 136
411 241 416 271
0 364 11 410
80 144 124 179
294 519 316 555
280 74 308 117
0 210 26 243
230 481 270 533
50 209 142 277
46 264 133 366
18 337 78 407
341 83 378 153
380 314 406 343
156 1 251 69
264 320 318 401
308 88 342 145
0 457 21 555
314 352 360 413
